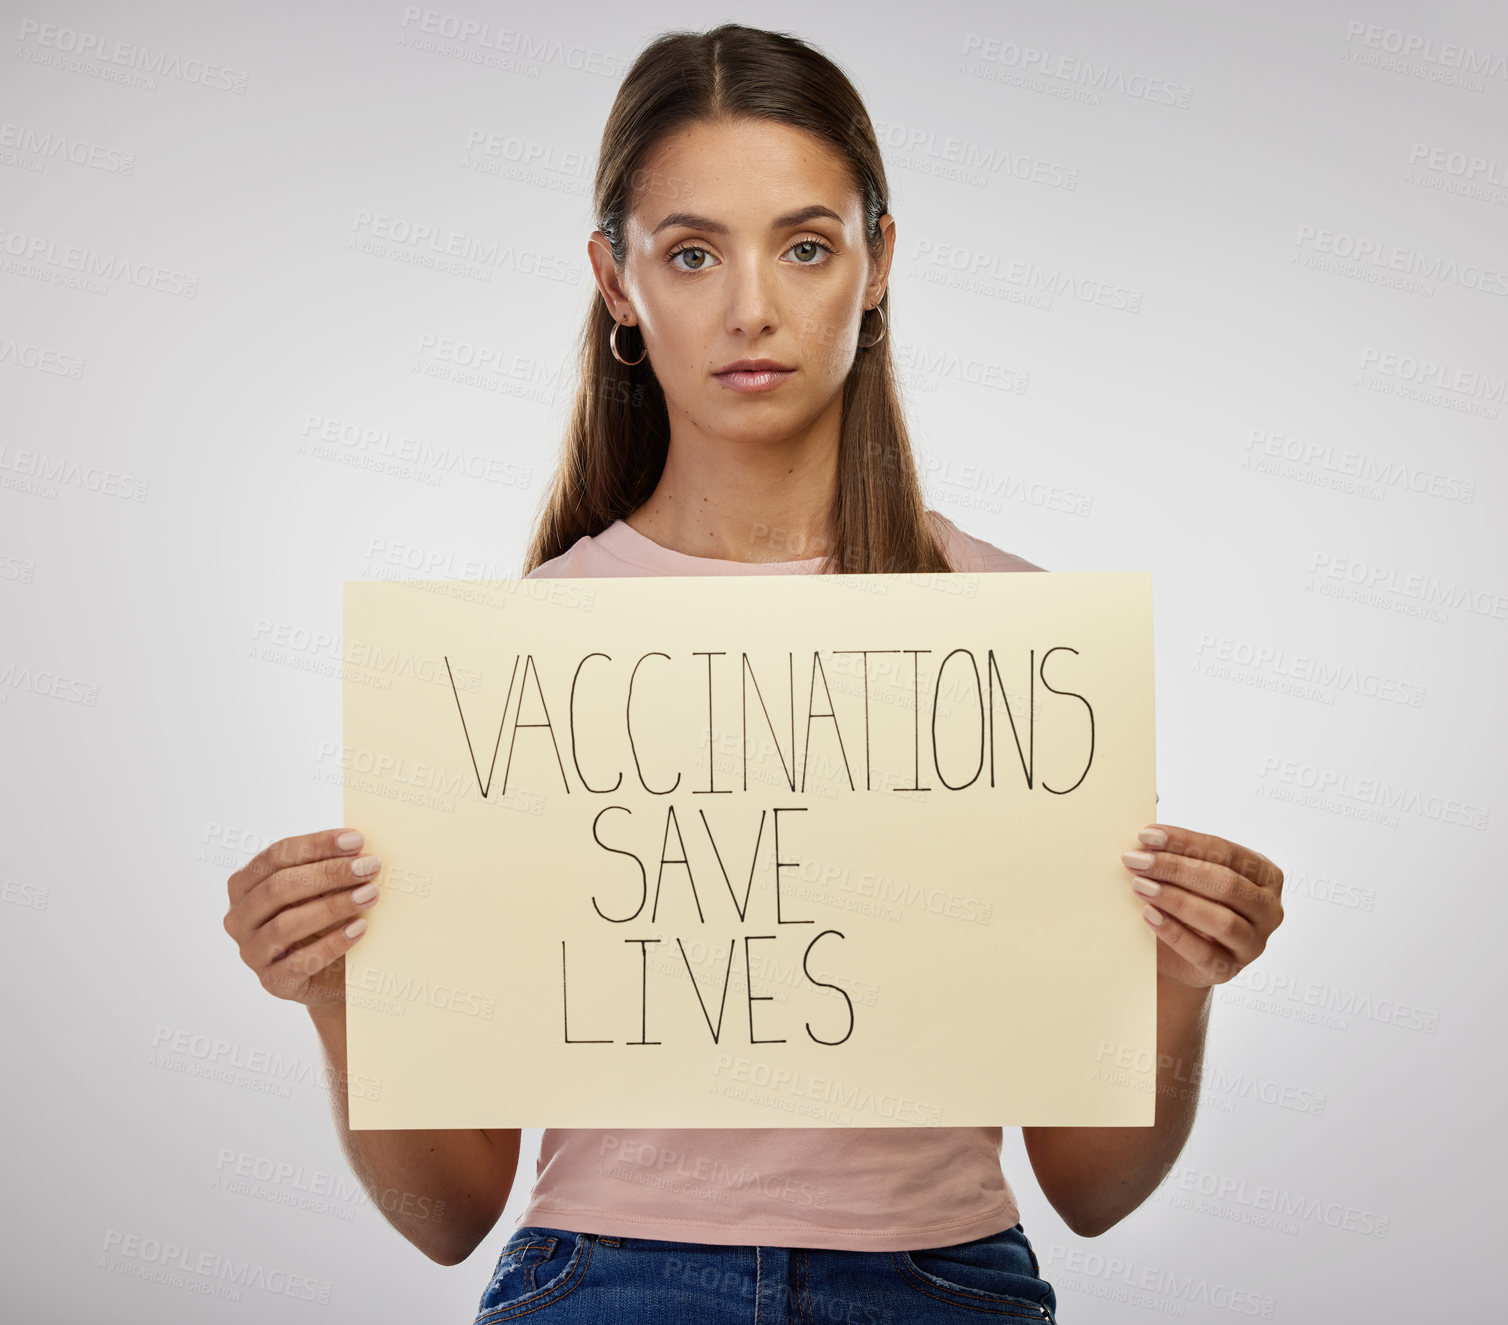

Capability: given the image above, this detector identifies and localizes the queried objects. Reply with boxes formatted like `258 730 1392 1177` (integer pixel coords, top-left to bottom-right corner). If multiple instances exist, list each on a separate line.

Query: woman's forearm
307 1003 518 1265
1021 975 1213 1237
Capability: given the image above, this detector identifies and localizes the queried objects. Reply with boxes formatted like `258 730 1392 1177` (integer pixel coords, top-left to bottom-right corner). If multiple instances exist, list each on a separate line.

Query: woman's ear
587 230 635 323
868 211 896 308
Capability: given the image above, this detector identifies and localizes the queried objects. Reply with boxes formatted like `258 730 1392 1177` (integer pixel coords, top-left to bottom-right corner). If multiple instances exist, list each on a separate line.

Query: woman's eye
788 239 832 264
669 246 713 271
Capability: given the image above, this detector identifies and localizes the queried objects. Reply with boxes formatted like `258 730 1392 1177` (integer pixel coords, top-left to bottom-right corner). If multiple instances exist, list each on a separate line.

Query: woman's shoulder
926 509 1046 573
522 523 637 579
524 540 588 580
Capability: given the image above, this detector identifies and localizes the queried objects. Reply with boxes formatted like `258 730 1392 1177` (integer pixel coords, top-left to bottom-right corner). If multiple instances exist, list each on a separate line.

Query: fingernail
1138 827 1168 848
344 918 368 938
336 830 363 851
1142 905 1164 927
351 855 382 877
1122 850 1155 870
1132 877 1161 898
351 882 379 905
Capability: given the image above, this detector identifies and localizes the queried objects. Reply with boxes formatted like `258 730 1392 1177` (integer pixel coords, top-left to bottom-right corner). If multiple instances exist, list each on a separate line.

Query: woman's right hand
223 827 383 1008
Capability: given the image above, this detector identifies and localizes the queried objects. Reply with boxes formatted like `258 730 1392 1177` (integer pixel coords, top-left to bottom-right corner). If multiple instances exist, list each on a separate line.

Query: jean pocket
473 1226 590 1322
891 1225 1057 1321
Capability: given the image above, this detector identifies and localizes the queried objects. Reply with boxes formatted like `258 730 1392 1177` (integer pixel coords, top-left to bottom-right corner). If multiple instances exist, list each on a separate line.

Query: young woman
224 24 1284 1323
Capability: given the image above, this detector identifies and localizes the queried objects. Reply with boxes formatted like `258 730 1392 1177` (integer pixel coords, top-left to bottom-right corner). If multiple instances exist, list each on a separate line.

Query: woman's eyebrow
649 204 844 237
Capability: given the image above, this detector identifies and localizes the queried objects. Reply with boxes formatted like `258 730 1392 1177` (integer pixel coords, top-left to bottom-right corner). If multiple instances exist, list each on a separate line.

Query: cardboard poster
340 570 1156 1129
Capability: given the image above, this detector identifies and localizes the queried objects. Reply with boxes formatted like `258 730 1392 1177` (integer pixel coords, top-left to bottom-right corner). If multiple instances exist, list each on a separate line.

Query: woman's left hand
1120 824 1284 989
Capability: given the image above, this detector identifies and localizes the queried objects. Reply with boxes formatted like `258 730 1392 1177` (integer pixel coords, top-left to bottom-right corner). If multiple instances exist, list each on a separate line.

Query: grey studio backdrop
1 1 1502 1320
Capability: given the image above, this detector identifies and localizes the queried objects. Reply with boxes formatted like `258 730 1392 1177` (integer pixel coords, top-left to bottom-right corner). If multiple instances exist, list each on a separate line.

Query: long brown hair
523 23 950 576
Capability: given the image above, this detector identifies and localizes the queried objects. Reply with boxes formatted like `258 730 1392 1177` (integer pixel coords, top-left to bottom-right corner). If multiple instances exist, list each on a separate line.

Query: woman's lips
715 368 795 393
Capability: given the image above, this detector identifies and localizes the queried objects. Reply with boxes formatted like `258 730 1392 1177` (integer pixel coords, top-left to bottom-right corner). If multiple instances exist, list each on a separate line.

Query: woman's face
590 116 893 448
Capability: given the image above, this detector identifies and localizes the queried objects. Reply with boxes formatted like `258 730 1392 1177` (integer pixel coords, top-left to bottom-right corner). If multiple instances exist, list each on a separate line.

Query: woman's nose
723 261 778 339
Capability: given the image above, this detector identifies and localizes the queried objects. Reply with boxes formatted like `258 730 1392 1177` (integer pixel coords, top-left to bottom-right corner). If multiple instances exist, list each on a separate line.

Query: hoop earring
610 318 647 366
857 303 887 350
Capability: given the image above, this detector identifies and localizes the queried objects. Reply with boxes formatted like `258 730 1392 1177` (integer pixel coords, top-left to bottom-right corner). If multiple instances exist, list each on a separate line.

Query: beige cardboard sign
341 571 1157 1129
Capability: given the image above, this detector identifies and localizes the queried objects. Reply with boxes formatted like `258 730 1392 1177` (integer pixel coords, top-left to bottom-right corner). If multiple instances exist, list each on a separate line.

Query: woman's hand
223 827 383 1008
1120 823 1284 989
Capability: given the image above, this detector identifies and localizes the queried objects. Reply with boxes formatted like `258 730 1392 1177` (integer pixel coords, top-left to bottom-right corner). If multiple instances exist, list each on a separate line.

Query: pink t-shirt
512 509 1045 1251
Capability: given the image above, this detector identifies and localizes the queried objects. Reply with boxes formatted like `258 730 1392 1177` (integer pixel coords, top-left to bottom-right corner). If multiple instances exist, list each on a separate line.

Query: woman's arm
1023 823 1283 1238
308 1003 520 1265
1022 975 1211 1237
224 829 521 1266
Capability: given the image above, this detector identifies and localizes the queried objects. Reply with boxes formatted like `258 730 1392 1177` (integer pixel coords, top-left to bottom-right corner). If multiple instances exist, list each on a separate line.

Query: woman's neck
627 414 841 563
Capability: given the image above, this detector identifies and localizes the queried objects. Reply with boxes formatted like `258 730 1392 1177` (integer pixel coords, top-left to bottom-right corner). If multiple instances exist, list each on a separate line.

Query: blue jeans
472 1222 1058 1323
